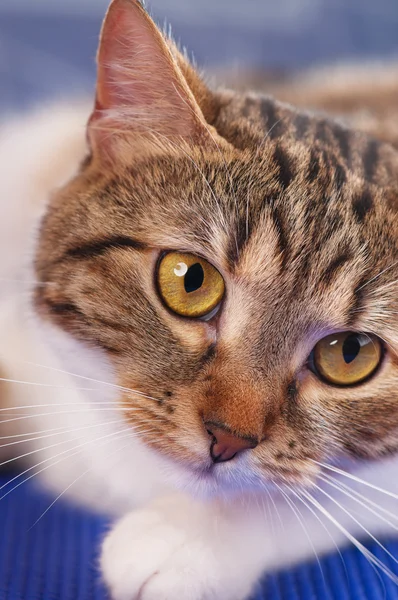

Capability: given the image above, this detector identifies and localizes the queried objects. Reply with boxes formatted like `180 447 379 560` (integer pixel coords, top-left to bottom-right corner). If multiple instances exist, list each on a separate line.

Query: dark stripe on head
332 125 352 167
273 144 295 189
260 99 286 140
293 113 311 140
65 236 146 260
330 156 347 189
271 205 289 268
319 250 352 287
306 148 321 183
362 138 379 183
241 96 258 119
321 149 331 174
315 120 331 144
226 212 254 266
328 212 343 234
352 189 374 223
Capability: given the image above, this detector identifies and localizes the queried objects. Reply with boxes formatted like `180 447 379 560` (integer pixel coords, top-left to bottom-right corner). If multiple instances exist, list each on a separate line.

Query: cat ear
88 0 213 160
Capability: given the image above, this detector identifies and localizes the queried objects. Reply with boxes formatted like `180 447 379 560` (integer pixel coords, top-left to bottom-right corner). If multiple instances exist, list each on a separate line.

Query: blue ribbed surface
0 473 397 600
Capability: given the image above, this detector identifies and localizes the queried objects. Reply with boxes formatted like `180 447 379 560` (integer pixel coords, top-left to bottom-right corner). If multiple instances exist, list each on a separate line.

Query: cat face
33 0 398 495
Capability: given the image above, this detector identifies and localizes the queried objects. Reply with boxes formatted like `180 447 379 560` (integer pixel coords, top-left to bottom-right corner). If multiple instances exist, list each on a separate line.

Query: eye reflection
174 262 188 277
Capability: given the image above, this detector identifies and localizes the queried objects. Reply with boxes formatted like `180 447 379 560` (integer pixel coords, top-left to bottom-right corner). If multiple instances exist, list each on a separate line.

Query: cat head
33 0 398 496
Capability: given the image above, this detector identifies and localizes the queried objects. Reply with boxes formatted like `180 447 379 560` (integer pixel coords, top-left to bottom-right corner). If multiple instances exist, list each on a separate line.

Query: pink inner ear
93 0 204 138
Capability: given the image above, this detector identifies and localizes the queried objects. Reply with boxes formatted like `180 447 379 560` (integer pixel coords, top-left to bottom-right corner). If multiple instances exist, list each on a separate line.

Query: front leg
101 494 269 600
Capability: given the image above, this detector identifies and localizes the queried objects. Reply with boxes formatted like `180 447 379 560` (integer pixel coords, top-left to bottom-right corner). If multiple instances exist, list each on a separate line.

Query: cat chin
154 450 273 502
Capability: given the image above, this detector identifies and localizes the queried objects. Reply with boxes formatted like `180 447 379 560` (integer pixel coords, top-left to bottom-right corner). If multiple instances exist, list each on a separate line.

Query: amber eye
311 332 382 386
157 252 225 318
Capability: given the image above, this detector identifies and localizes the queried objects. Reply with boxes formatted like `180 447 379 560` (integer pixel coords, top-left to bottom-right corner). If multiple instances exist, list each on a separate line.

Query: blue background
1 0 398 111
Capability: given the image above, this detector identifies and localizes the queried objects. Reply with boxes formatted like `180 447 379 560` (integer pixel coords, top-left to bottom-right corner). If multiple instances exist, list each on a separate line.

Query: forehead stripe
64 236 146 261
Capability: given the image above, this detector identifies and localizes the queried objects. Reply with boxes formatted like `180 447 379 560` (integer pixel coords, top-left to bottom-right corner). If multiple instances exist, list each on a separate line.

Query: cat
1 0 398 598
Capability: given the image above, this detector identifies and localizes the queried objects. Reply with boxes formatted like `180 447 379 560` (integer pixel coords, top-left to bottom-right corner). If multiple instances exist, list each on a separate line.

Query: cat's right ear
87 0 217 163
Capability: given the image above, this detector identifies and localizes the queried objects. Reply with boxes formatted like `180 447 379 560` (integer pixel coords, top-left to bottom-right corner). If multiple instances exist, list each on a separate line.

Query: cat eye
157 252 225 318
311 332 383 386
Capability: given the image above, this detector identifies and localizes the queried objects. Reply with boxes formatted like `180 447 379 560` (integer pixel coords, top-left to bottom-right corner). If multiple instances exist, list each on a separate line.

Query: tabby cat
1 1 398 598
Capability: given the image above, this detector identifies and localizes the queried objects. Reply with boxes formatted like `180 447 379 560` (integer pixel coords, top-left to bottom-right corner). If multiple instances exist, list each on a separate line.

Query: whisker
0 417 124 451
0 423 83 440
0 401 137 413
293 486 350 583
311 459 398 502
356 261 398 292
274 481 326 586
28 436 133 529
367 279 398 296
301 488 398 584
320 472 398 531
0 425 123 472
266 486 285 533
309 479 398 568
0 406 155 439
0 406 148 426
0 405 158 468
0 428 135 504
0 377 98 392
19 360 164 404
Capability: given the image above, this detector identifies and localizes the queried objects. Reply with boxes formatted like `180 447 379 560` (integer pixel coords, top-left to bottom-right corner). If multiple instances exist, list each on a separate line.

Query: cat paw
101 500 256 600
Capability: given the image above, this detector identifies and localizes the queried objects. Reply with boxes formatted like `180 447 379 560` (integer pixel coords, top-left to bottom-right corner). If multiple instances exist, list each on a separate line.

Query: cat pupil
342 334 361 364
184 263 204 293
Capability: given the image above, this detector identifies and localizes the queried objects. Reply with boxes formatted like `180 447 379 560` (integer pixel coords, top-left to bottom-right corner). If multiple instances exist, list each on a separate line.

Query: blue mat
0 473 397 599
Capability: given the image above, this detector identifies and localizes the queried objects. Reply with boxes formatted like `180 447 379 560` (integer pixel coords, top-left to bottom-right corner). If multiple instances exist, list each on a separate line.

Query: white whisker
19 360 164 404
28 436 133 529
0 401 138 413
0 417 124 451
293 486 350 582
309 479 398 568
320 472 398 531
312 459 398 502
301 488 398 584
356 261 398 291
0 406 158 468
0 377 98 391
0 427 135 504
0 406 147 426
275 481 326 585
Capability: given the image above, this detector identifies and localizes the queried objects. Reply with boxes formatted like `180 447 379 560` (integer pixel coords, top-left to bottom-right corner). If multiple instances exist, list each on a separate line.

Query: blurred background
1 0 398 112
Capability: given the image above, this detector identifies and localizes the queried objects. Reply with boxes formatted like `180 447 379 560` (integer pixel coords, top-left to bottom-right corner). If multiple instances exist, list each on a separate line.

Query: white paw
101 500 257 600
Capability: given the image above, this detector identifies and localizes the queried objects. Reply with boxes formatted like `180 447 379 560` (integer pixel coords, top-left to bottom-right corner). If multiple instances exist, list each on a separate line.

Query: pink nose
205 423 258 463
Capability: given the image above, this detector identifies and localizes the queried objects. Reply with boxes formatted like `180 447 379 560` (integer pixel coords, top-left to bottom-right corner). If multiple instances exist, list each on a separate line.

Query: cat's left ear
88 0 218 161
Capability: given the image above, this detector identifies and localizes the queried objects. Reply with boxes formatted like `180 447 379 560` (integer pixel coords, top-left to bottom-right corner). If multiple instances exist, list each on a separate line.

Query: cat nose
205 423 258 463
